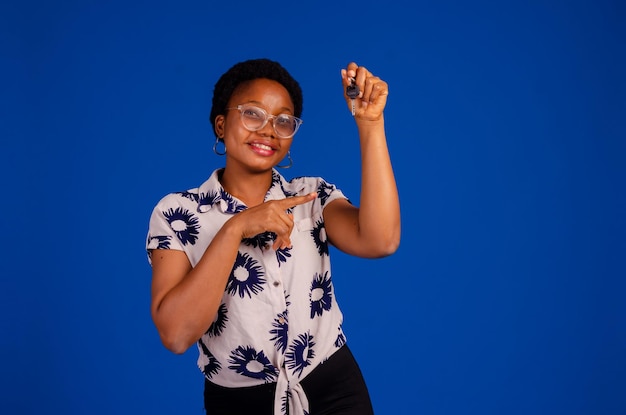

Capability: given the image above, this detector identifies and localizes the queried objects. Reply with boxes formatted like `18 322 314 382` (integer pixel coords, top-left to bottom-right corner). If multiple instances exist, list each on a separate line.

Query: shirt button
273 281 280 287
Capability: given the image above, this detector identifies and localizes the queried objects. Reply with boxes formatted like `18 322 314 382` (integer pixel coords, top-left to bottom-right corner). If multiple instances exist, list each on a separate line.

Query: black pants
204 345 374 415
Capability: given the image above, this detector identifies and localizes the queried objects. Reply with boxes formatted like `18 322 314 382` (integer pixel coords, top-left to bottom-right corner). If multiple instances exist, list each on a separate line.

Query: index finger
277 192 317 209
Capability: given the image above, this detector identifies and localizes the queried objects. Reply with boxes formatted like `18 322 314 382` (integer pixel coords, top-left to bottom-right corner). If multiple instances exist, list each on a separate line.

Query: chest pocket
294 215 327 248
295 217 315 232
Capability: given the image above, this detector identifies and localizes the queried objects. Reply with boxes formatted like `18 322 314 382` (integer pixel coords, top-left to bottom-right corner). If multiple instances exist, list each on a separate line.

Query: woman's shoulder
152 187 201 211
280 173 338 193
153 170 221 209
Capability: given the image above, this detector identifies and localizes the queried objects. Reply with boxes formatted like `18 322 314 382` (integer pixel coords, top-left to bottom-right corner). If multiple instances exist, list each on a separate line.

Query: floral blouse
146 168 349 415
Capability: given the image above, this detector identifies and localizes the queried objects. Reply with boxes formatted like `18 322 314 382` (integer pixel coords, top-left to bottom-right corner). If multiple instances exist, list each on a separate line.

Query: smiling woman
215 77 298 179
145 58 400 415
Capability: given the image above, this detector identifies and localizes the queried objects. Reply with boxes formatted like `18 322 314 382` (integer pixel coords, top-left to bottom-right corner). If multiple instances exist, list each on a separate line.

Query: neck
219 167 274 207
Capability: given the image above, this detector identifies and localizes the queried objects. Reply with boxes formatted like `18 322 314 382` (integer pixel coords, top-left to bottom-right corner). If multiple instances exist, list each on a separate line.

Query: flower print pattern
147 170 350 415
220 190 247 213
271 170 282 187
280 387 291 415
286 332 316 378
243 231 275 249
163 207 200 245
277 179 298 198
279 385 310 415
317 181 335 206
226 252 266 298
199 338 221 379
310 271 333 318
176 191 199 202
311 219 329 257
275 246 292 265
335 331 346 348
272 170 299 199
147 235 171 250
206 303 228 337
198 190 220 209
270 310 289 353
228 346 278 382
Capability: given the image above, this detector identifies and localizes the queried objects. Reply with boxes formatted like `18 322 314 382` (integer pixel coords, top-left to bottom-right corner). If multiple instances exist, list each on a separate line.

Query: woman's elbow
380 239 401 257
158 330 194 355
368 232 401 258
153 314 196 354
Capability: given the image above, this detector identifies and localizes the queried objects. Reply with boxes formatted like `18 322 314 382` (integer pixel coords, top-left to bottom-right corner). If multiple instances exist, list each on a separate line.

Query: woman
146 58 400 415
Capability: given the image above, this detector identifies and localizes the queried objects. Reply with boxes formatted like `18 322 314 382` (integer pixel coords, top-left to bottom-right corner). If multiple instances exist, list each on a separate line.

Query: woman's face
215 78 295 174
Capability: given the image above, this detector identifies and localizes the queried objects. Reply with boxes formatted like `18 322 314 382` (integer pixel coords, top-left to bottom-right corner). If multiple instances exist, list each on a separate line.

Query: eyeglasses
227 104 303 139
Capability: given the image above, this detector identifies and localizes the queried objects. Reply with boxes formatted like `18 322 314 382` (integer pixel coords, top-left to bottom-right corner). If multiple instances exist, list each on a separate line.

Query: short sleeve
145 195 187 265
316 178 349 209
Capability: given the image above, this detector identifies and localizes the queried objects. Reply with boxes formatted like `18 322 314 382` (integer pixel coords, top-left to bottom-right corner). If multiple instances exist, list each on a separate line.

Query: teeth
252 143 273 151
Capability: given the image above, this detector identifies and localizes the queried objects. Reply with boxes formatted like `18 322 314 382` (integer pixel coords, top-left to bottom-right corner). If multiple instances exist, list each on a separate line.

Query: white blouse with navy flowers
146 168 349 415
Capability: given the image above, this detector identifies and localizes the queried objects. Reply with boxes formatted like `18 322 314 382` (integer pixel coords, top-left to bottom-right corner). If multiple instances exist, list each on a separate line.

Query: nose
258 116 277 138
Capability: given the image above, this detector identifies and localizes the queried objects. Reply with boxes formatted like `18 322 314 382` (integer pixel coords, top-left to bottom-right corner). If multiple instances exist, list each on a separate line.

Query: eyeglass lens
240 106 299 138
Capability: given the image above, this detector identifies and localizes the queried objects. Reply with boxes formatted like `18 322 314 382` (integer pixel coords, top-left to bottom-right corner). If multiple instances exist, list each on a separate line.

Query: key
346 78 360 116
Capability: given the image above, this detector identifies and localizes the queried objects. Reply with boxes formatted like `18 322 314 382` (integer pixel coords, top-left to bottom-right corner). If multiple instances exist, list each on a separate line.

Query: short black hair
209 58 303 137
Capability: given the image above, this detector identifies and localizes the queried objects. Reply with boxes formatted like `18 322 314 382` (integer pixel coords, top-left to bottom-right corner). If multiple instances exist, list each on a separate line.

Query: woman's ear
214 115 225 138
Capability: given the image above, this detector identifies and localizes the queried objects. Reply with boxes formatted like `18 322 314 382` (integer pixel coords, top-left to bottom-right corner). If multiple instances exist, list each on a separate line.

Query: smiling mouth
250 143 275 151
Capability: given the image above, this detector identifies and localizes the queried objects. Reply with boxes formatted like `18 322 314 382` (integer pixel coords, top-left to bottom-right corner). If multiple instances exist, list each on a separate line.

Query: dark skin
150 63 400 354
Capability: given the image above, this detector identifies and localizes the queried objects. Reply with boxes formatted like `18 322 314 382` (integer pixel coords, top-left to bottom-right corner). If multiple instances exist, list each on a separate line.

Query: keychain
346 77 360 116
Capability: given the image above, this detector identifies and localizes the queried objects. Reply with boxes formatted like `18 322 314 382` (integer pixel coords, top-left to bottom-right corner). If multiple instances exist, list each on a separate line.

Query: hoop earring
213 137 226 156
277 151 293 169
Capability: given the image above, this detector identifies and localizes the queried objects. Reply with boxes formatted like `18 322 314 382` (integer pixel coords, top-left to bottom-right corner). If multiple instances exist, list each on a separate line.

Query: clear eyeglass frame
227 104 303 139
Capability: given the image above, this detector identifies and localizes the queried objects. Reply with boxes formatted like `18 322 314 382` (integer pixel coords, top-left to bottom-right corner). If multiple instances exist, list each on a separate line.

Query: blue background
2 0 625 414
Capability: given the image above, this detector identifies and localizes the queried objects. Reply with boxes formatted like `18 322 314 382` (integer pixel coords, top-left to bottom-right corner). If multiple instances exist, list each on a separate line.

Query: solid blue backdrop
2 0 624 414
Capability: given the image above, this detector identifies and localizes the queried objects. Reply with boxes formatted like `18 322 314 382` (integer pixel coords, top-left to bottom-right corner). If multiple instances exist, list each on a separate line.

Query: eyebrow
245 100 294 114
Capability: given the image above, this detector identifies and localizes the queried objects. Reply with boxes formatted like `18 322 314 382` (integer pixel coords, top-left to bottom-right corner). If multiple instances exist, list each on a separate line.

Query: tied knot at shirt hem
275 370 309 415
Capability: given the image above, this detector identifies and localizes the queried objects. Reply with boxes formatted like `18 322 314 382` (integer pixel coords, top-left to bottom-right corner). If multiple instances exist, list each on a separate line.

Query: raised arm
324 62 401 258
